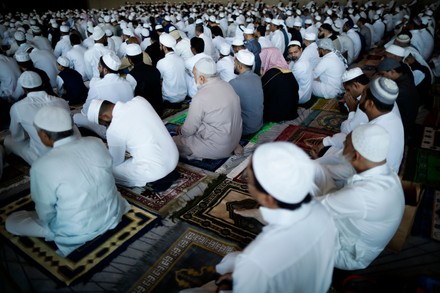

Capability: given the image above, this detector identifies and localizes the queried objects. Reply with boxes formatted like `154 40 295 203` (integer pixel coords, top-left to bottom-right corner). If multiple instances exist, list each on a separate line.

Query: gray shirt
229 70 264 135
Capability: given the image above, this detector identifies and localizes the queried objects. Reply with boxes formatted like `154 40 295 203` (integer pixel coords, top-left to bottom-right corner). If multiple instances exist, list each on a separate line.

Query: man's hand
343 92 358 112
304 137 324 159
216 273 233 292
176 125 182 135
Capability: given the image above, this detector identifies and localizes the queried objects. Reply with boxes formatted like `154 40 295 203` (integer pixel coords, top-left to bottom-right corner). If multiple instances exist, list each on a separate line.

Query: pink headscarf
259 47 289 75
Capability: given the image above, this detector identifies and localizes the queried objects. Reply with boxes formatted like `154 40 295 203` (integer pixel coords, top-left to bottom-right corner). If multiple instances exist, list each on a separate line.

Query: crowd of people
0 0 439 291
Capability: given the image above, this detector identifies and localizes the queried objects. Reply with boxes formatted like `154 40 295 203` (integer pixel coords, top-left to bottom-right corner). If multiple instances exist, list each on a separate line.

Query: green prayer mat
402 147 440 189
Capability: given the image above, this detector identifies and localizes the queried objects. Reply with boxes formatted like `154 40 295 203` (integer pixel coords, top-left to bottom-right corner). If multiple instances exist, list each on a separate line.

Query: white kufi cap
351 124 390 162
15 52 31 62
385 44 405 57
125 43 142 56
102 52 121 71
318 38 334 50
341 67 363 83
34 106 73 132
219 43 231 56
14 31 25 41
57 56 70 67
60 25 69 33
92 26 105 40
243 28 254 34
159 33 176 48
18 71 42 88
304 32 316 41
369 76 399 105
236 49 254 66
231 38 244 46
252 142 315 204
194 57 216 75
87 99 104 124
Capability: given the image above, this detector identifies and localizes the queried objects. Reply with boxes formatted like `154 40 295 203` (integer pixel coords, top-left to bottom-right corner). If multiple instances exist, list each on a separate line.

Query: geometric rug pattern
119 164 207 216
0 193 159 286
175 178 263 248
128 226 240 293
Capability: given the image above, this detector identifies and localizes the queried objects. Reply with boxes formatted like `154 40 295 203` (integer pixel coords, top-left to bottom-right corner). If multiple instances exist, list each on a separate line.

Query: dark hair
127 53 143 64
190 36 205 53
365 88 394 112
195 24 204 34
69 33 81 45
38 128 74 142
257 25 266 36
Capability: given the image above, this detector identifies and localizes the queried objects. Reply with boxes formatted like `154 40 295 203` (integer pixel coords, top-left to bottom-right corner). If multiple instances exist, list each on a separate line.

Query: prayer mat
402 147 440 189
432 190 440 241
274 124 336 156
301 110 347 133
161 103 189 120
118 164 207 216
0 192 159 286
174 178 263 247
127 225 240 293
420 127 440 152
0 154 30 198
165 111 188 125
311 98 344 113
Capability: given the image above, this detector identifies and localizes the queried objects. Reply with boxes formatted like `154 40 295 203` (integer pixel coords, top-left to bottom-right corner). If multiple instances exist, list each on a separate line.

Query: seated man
229 49 264 136
4 71 75 165
87 96 178 187
317 124 405 270
182 142 337 292
173 58 242 160
5 106 130 257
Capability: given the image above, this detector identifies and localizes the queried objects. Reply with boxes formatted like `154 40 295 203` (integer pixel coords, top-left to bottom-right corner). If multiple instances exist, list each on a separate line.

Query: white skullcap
126 43 142 56
102 52 121 71
57 56 70 67
252 142 315 204
18 71 42 88
60 25 69 33
14 31 25 41
87 26 94 34
209 15 216 22
293 20 302 27
304 32 316 41
236 49 254 66
141 28 150 37
327 9 333 15
164 15 171 22
305 18 313 24
396 34 410 44
315 15 322 21
331 22 341 32
351 124 390 162
341 67 363 83
296 9 302 15
170 29 180 40
104 15 110 23
318 38 334 50
168 26 176 32
231 38 244 46
243 28 254 34
159 33 176 48
34 105 73 132
385 44 405 57
195 19 204 24
92 26 105 40
87 99 104 125
52 22 58 28
105 29 112 36
288 40 301 47
15 52 31 62
122 27 134 36
369 76 399 105
194 57 216 75
264 17 271 23
271 19 281 26
219 43 231 56
31 26 41 33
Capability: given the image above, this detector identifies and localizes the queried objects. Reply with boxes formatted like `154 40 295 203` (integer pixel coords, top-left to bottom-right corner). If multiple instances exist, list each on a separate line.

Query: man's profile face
288 46 302 61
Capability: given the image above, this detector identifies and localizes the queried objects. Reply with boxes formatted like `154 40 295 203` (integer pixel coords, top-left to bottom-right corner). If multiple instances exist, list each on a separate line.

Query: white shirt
318 164 404 270
65 44 88 81
30 135 130 256
217 55 237 82
291 55 313 104
140 37 151 51
31 35 54 52
199 33 217 61
270 29 285 55
29 48 59 89
174 37 193 61
54 35 72 58
81 73 134 115
313 51 345 97
257 36 274 49
218 201 336 293
83 43 112 80
346 29 362 61
301 42 320 70
372 20 385 45
107 96 179 187
337 34 355 65
156 51 187 103
0 54 21 99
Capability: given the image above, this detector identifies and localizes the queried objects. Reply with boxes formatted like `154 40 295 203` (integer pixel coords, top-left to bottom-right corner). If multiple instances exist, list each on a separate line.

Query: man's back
31 135 130 256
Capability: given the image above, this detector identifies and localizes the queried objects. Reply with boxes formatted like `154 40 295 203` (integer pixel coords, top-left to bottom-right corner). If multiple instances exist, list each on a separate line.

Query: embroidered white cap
243 28 254 34
34 105 73 132
92 26 105 40
102 52 121 71
194 57 216 75
14 31 25 41
341 67 364 83
87 99 105 125
57 56 70 67
236 49 255 66
159 33 176 48
126 43 142 56
60 25 69 33
15 52 31 62
219 43 231 56
252 142 316 204
351 124 390 162
385 44 405 57
369 76 399 105
288 40 302 47
317 38 334 50
18 71 42 88
231 38 244 46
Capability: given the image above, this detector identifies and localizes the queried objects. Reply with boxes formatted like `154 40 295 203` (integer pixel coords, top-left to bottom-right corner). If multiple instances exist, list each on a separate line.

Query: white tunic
318 164 404 270
346 29 362 61
29 48 59 89
291 55 313 104
0 55 21 99
312 51 345 99
65 44 88 81
106 96 179 187
217 201 336 293
83 43 112 80
301 41 320 70
156 51 187 103
217 55 237 82
270 29 285 55
54 35 72 58
31 35 54 52
175 37 194 61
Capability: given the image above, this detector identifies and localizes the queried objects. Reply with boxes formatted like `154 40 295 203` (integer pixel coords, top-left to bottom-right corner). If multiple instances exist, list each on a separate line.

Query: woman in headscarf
259 47 299 122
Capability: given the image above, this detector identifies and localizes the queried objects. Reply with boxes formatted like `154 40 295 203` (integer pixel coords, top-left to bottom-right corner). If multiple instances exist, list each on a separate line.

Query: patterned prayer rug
274 124 336 156
165 111 188 125
310 98 344 113
161 103 190 121
301 110 347 133
0 192 159 286
174 178 263 247
127 225 240 293
118 164 207 216
0 155 30 198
